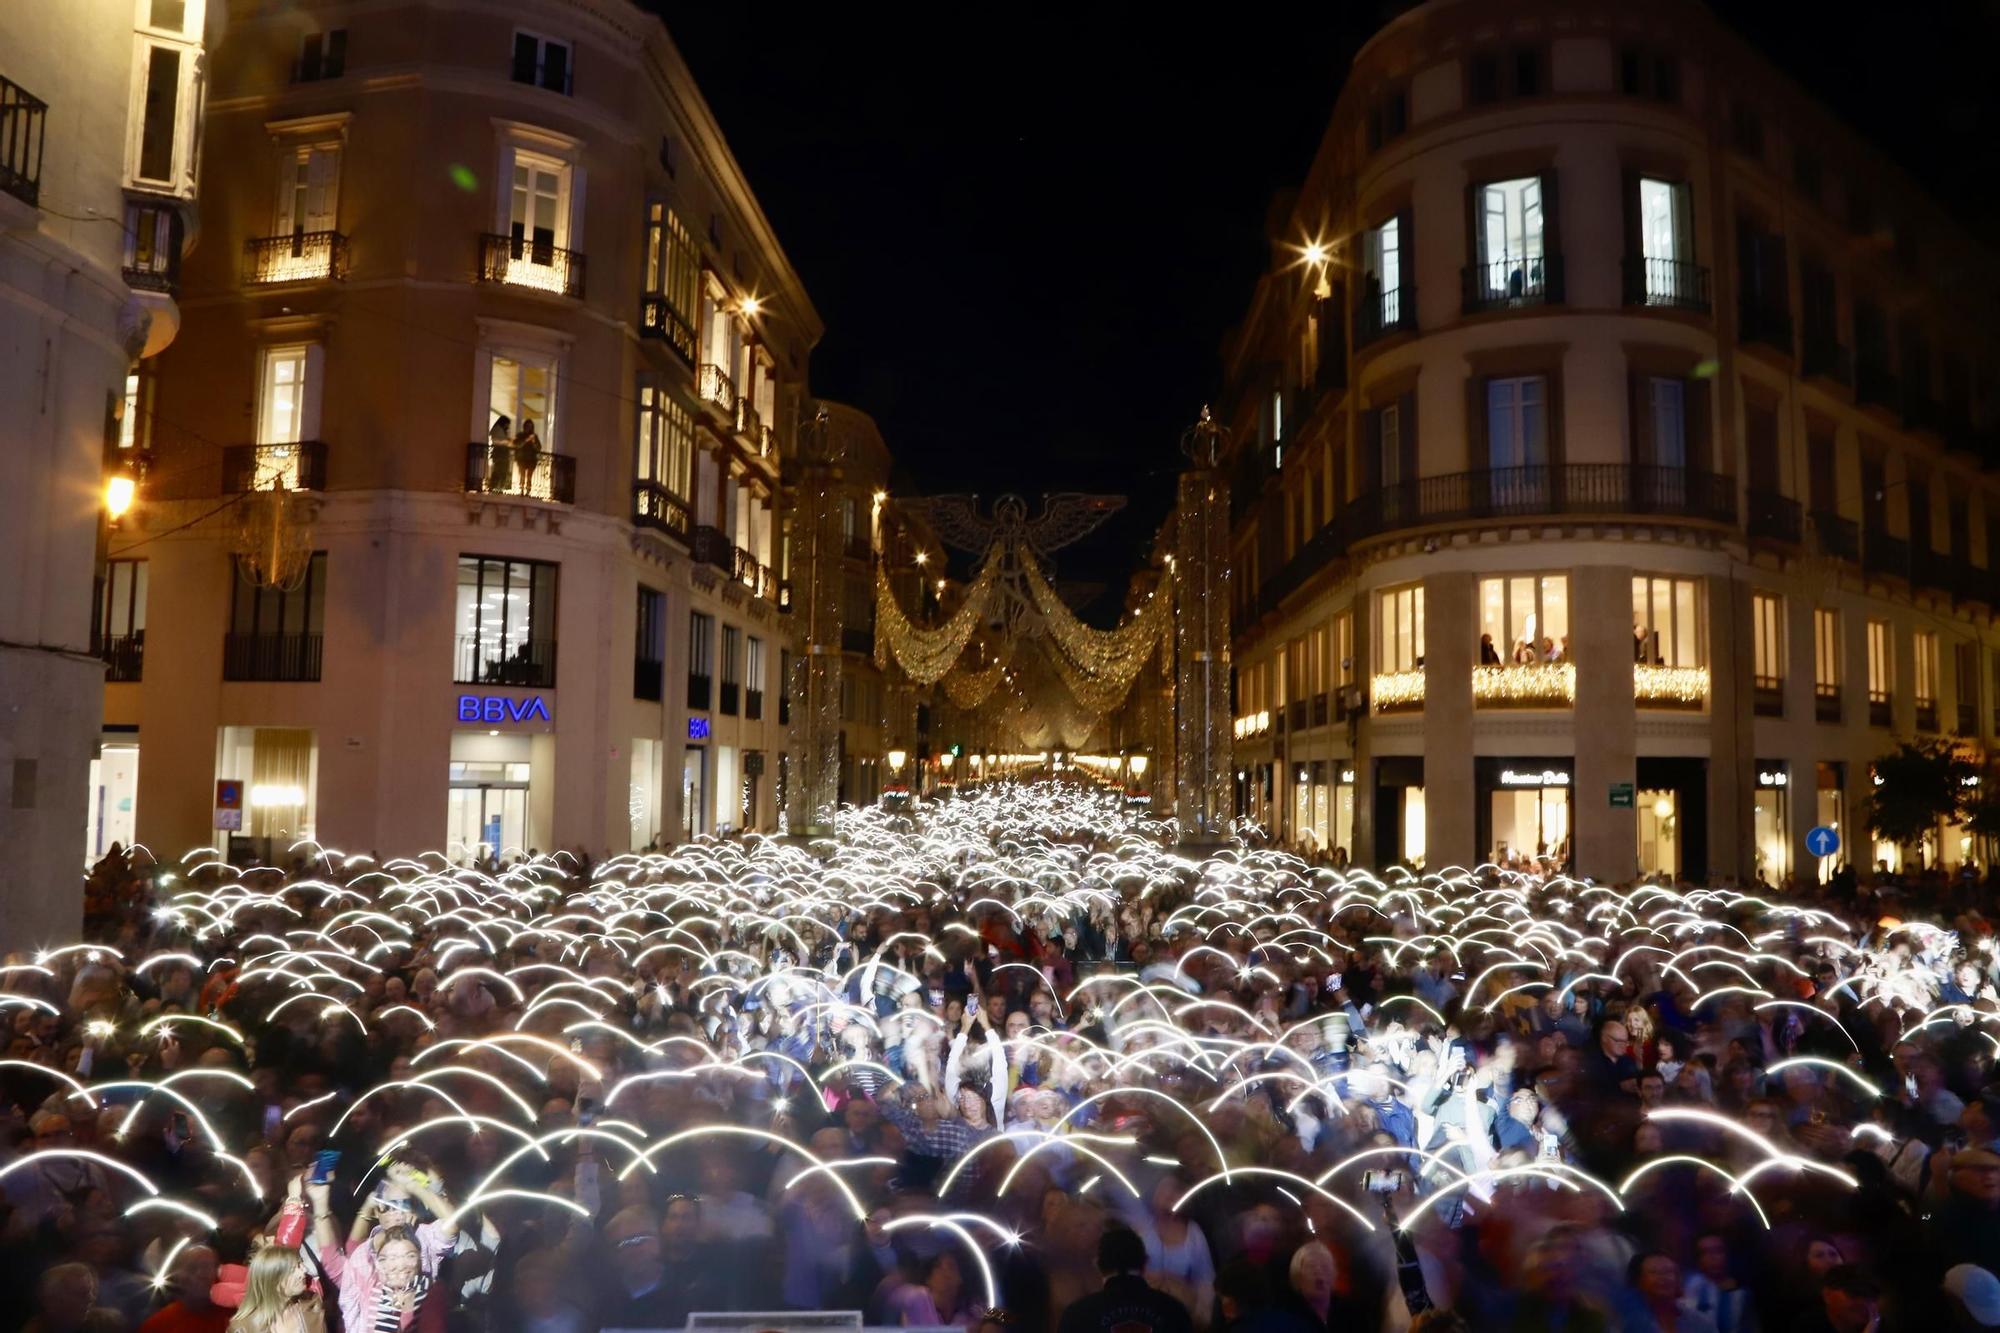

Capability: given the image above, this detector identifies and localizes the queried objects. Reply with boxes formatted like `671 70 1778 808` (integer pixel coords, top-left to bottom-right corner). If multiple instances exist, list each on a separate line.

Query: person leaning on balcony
1512 637 1538 666
513 419 542 495
1480 634 1502 666
487 415 513 493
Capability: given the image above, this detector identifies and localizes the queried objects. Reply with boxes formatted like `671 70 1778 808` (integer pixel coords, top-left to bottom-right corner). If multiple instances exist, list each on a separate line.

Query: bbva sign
457 694 553 724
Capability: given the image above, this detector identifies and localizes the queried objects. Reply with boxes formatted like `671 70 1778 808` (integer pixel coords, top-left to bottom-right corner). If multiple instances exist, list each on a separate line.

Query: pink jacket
315 1222 451 1333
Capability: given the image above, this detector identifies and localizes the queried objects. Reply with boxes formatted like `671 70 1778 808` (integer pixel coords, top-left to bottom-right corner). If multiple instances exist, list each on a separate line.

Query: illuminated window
1631 575 1702 667
1478 575 1569 664
1752 592 1783 714
488 350 557 451
1474 178 1544 273
1365 217 1402 323
1915 631 1939 730
1814 607 1841 721
643 204 701 362
1866 619 1892 726
636 380 693 501
1379 583 1425 674
1335 612 1354 686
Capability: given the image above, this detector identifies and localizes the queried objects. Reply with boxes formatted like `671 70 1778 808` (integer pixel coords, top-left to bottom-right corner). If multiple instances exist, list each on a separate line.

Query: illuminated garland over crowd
872 553 1001 684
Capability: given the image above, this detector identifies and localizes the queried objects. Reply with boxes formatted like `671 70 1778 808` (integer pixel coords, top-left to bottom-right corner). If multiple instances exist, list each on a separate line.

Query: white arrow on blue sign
1805 825 1841 858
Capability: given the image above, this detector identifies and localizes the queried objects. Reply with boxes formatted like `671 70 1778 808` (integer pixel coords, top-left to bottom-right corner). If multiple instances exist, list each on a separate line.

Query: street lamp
886 748 907 775
1130 755 1149 780
105 472 136 524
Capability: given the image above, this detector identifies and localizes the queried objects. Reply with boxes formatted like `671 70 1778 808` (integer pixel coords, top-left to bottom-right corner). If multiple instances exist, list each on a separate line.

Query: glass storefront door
1754 762 1791 886
447 762 529 859
1491 784 1571 869
1638 789 1680 879
85 742 140 863
682 746 707 841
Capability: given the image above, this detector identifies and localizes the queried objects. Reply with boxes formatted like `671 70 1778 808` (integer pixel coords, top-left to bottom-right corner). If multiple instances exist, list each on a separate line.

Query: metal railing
1959 702 1978 737
1462 254 1562 313
465 441 575 503
455 635 556 688
245 231 350 284
1869 695 1892 728
634 657 663 702
1953 560 1994 607
1622 257 1711 312
1353 287 1415 348
1815 686 1841 724
1801 333 1853 386
687 673 711 711
736 399 763 444
478 232 585 298
1288 700 1308 732
1855 358 1899 411
100 634 144 683
698 363 737 415
1910 545 1953 594
745 688 763 721
691 524 733 574
224 631 323 682
1339 464 1734 548
1862 530 1909 580
1810 511 1859 561
1917 701 1939 733
0 76 48 208
719 681 739 715
634 481 692 541
1754 679 1784 718
1746 490 1802 544
732 545 771 598
638 295 696 363
123 198 183 294
223 441 328 493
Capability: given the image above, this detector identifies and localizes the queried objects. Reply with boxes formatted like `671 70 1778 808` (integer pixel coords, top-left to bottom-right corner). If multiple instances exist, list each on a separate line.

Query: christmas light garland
1634 664 1710 706
1472 663 1576 707
872 555 1001 685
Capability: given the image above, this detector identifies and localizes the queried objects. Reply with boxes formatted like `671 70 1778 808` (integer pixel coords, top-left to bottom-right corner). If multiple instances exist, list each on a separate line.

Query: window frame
1631 574 1704 668
1478 574 1570 665
510 29 573 95
1866 619 1893 725
1378 583 1425 675
1752 591 1784 715
454 554 558 686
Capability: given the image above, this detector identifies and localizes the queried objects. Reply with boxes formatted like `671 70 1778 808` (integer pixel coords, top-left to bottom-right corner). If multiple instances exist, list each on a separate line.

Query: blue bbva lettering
457 696 480 722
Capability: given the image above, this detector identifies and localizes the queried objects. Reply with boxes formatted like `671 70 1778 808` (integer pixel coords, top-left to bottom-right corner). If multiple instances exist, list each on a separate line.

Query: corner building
101 0 817 860
1224 0 2000 883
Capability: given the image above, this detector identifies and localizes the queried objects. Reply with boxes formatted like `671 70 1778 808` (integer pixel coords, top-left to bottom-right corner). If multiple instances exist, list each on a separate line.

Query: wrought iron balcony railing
1809 511 1859 561
1462 254 1563 313
465 441 575 503
841 626 874 655
687 673 711 711
634 480 692 542
732 545 772 598
1338 464 1734 548
1746 490 1802 545
1622 257 1711 312
1862 529 1909 580
638 295 696 363
736 399 763 444
223 441 328 493
225 631 323 683
1815 685 1841 724
698 363 737 415
745 687 764 721
455 635 557 689
478 232 584 298
634 657 663 702
100 634 144 683
1473 663 1576 709
0 75 48 208
1353 287 1415 349
245 231 350 284
690 524 733 574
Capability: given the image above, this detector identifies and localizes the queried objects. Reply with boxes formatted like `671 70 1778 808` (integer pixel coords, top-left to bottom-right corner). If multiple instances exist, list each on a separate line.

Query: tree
1863 738 1977 859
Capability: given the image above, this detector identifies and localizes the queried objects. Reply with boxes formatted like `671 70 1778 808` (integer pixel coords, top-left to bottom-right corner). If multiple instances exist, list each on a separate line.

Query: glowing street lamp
105 472 137 523
1130 755 1149 780
886 749 907 775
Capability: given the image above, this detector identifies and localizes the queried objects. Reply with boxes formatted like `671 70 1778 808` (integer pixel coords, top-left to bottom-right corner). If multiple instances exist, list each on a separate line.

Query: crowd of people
15 786 2000 1333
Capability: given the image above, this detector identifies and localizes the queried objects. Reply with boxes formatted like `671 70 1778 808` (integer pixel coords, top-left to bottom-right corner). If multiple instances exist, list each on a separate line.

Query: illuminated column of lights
1174 410 1233 841
788 408 845 837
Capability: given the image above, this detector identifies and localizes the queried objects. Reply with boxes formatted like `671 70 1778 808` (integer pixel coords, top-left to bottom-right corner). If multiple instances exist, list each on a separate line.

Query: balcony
735 399 763 446
477 233 585 299
758 424 778 458
777 580 793 613
1622 257 1711 313
1917 700 1940 733
1746 490 1802 545
0 76 48 208
1339 464 1734 548
1373 671 1425 713
1855 358 1899 412
100 634 144 684
224 631 323 683
698 363 737 416
1862 530 1909 580
1960 702 1979 737
1311 693 1330 727
1753 677 1783 718
1473 663 1575 709
690 524 734 574
719 681 739 715
123 198 184 295
465 442 575 504
841 626 874 655
745 687 764 721
638 295 696 363
1801 334 1853 388
1462 255 1562 314
1634 664 1708 710
732 545 772 599
687 673 711 711
1809 511 1859 561
634 481 691 542
455 635 557 689
1353 288 1415 349
1815 685 1841 724
245 231 349 285
1288 699 1308 731
778 688 790 724
1738 302 1793 355
1954 560 1994 607
634 657 663 702
1869 695 1892 728
224 441 327 493
1910 546 1953 594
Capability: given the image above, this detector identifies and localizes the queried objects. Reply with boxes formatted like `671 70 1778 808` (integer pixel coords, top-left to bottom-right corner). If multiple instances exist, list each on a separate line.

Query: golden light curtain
873 554 1000 685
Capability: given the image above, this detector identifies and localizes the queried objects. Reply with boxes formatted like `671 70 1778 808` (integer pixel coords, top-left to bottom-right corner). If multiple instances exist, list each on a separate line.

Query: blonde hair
227 1245 324 1333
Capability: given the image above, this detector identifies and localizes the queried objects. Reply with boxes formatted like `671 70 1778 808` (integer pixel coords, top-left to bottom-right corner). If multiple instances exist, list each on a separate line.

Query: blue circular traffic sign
1805 825 1841 859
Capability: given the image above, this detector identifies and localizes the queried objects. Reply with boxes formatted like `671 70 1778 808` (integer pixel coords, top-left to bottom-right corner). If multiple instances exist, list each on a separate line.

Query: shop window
1815 762 1847 884
1755 764 1792 885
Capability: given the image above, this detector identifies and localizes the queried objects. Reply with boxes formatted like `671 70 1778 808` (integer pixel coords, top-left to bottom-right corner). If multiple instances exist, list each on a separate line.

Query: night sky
655 2 2000 617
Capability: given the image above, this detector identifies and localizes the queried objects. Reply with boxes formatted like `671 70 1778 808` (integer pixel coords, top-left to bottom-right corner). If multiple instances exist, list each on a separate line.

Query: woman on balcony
512 418 542 496
486 415 513 494
1480 634 1502 666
